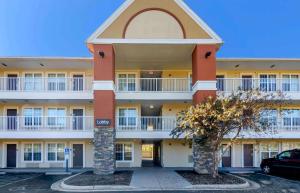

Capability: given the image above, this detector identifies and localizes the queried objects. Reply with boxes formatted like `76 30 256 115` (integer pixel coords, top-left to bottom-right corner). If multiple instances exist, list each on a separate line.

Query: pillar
92 44 116 175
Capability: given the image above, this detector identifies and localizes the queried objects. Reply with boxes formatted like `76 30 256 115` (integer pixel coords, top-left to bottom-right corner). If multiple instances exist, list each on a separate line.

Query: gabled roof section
87 0 223 45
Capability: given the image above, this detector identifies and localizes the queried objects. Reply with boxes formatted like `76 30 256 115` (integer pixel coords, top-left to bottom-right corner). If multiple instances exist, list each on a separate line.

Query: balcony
116 116 176 139
217 78 300 100
0 116 94 139
115 78 193 101
0 77 93 100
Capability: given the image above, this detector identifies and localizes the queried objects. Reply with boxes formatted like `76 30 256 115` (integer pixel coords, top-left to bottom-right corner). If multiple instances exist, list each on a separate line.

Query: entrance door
7 109 17 130
72 109 84 130
243 144 254 167
7 144 17 168
222 145 231 167
73 144 83 168
7 74 18 91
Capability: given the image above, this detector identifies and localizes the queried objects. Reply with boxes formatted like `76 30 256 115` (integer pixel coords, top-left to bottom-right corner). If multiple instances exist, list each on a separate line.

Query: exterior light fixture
150 105 154 109
40 63 44 67
1 63 7 67
205 51 212 59
270 64 276 68
235 64 240 68
99 51 105 58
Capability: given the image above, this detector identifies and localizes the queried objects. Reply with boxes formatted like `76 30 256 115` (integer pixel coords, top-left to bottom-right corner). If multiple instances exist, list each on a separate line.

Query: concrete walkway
130 167 191 189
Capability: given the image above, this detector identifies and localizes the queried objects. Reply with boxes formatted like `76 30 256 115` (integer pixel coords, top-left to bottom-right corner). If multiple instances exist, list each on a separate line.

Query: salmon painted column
192 44 217 174
192 44 217 104
92 44 115 175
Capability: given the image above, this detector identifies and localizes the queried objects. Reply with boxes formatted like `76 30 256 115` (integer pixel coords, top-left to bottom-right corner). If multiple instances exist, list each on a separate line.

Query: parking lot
0 172 299 193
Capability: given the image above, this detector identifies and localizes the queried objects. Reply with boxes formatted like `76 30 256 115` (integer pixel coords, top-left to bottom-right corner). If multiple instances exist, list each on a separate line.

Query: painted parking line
0 174 42 188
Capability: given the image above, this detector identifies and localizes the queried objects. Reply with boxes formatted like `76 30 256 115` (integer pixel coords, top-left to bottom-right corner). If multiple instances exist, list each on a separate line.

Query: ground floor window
47 143 65 161
23 143 42 161
260 143 279 160
116 143 133 161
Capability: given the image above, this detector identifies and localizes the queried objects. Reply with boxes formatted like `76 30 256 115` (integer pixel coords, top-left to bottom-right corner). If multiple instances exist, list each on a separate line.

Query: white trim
115 142 134 163
21 142 43 163
3 142 19 168
45 142 66 162
87 0 135 43
192 80 217 94
88 38 221 45
174 0 223 43
93 80 115 91
70 142 86 168
86 0 223 44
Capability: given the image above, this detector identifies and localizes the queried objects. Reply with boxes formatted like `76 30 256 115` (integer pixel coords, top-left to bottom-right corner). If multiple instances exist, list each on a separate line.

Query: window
115 144 132 161
292 151 300 159
24 108 42 127
278 151 292 160
48 73 66 91
282 109 300 130
282 75 299 92
118 108 137 127
47 108 66 128
242 75 253 91
216 75 225 91
260 144 279 160
260 109 277 129
73 74 84 91
118 74 136 91
24 73 42 91
24 143 42 161
260 74 277 92
47 143 65 161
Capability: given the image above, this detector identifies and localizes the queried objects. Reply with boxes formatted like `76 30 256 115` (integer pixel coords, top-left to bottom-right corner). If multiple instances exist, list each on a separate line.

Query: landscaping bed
176 171 245 185
64 171 133 186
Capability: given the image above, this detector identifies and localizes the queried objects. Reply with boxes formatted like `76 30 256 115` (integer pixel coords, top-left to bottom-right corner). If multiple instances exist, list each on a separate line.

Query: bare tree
171 89 284 178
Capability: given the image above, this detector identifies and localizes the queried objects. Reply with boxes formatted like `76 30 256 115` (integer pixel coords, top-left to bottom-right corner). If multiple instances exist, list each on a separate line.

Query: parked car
260 149 300 174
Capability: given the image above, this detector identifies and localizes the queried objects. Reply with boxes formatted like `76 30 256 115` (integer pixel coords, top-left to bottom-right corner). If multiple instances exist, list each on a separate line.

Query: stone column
92 44 116 175
192 44 218 174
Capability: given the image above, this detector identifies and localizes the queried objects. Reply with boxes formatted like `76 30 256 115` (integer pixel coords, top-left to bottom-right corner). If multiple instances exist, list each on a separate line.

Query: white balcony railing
0 77 93 92
217 78 300 93
0 116 94 131
116 116 177 131
116 78 192 92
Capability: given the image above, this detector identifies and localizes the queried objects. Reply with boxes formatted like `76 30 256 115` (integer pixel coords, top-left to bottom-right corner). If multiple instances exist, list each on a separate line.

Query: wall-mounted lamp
99 51 105 58
270 64 276 69
205 51 212 59
40 63 44 67
149 105 154 109
235 64 240 68
1 63 7 67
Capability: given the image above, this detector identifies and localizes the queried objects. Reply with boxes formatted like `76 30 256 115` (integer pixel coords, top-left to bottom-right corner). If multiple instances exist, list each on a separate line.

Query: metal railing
217 78 300 93
116 116 177 131
0 116 94 131
116 78 192 92
0 77 93 92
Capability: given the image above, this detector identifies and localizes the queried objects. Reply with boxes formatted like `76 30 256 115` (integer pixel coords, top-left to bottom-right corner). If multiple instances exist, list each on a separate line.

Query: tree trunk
193 138 219 177
93 127 115 175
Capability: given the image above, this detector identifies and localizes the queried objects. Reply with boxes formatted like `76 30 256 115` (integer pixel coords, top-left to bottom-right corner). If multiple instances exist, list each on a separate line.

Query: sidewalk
130 167 191 189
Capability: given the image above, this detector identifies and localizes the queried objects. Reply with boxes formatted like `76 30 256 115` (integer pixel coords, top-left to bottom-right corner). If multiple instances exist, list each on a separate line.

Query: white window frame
22 72 44 91
46 143 66 162
260 143 279 161
46 107 67 128
22 143 43 162
70 72 86 91
46 72 67 91
117 107 138 128
258 73 278 92
282 109 300 131
22 107 43 128
116 72 138 92
115 143 134 162
281 74 300 92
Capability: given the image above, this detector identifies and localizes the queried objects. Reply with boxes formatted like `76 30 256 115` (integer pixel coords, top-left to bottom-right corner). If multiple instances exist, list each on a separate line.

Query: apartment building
0 0 300 170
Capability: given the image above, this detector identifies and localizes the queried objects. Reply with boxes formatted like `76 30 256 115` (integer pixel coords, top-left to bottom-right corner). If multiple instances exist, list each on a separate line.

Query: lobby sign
95 119 111 127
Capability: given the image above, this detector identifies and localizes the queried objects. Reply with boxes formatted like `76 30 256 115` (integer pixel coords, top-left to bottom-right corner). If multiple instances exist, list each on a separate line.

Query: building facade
1 0 300 170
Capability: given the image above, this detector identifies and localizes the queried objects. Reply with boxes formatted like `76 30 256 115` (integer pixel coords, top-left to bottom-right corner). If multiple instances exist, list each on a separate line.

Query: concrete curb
51 172 260 192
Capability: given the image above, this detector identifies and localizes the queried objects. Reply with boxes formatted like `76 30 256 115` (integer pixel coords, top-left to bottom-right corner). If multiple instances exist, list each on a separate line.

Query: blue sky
0 0 299 58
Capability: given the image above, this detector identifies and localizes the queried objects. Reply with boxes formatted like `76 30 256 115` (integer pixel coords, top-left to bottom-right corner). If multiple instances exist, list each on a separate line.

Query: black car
260 149 300 174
